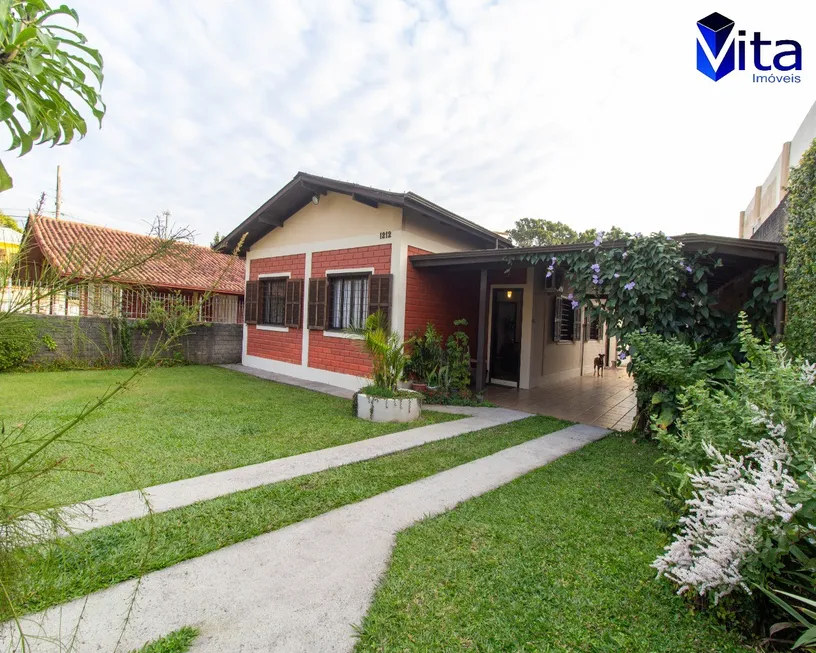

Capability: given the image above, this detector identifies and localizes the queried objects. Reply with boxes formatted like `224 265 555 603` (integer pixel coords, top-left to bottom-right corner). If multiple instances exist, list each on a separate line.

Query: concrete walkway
5 423 608 653
55 406 530 535
220 363 356 399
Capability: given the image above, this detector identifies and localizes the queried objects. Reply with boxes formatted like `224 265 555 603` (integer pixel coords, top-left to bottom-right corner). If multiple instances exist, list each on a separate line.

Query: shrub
406 322 444 383
653 317 816 640
627 331 734 435
347 311 409 392
0 317 38 371
445 318 471 392
785 136 816 361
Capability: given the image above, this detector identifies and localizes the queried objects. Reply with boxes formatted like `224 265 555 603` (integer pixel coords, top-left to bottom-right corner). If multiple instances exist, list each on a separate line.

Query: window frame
258 274 289 328
326 272 371 332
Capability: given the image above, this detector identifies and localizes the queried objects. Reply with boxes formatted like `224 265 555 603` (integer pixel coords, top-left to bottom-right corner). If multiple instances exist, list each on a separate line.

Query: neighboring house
10 216 245 322
739 100 816 242
218 173 629 392
0 227 21 261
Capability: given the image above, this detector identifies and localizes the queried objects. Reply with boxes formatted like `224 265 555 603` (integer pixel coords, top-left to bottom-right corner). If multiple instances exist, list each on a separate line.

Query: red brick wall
308 244 392 376
405 246 480 344
246 254 306 365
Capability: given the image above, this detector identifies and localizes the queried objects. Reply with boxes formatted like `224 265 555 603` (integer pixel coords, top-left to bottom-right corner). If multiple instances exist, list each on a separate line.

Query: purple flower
567 293 573 300
681 291 687 298
571 300 580 310
624 281 636 291
622 251 628 259
592 275 600 285
546 271 552 278
551 256 557 264
613 272 620 279
590 263 601 273
666 235 672 241
634 232 642 238
685 266 693 273
619 350 628 361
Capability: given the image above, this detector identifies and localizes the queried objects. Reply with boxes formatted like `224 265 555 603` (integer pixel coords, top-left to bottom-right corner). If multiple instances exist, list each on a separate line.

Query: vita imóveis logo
696 12 802 83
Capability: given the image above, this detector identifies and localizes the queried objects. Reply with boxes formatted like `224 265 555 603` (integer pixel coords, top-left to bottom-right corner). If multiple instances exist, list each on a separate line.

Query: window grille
260 278 286 326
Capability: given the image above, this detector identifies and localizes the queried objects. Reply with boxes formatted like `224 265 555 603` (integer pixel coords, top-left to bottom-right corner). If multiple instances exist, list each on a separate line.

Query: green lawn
11 416 568 619
128 627 199 653
0 366 459 505
355 436 753 653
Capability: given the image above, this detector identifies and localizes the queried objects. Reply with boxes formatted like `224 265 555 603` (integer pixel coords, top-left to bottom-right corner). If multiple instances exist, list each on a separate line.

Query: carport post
475 268 488 393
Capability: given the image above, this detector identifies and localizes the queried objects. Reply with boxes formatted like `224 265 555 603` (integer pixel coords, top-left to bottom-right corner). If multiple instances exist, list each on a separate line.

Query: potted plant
347 311 422 423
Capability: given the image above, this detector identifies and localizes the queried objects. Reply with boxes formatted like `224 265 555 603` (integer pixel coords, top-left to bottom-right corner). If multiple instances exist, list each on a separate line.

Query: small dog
593 353 605 376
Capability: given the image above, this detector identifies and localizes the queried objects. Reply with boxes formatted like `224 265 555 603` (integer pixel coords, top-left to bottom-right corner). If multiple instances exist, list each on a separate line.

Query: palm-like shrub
347 311 408 392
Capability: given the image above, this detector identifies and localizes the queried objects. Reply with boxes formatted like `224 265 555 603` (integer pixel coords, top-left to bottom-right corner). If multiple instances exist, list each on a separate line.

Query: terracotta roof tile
30 216 245 295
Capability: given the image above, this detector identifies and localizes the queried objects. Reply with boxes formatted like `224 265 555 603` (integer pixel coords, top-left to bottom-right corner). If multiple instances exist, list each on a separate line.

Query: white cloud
1 0 814 242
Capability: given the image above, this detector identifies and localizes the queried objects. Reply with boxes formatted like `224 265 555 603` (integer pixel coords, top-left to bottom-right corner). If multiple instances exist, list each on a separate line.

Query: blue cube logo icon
697 12 735 81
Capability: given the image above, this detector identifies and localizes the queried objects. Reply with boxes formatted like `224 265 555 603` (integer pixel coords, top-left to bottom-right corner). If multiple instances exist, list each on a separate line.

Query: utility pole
55 165 62 219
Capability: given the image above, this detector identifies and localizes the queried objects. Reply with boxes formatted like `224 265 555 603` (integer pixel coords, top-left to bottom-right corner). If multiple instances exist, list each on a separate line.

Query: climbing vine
784 137 816 361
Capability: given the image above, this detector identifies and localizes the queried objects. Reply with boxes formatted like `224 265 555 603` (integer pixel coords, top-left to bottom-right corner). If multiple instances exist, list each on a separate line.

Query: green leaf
0 159 12 191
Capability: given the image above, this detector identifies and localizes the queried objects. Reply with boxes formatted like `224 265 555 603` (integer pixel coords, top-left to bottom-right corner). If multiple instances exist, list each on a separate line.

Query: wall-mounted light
311 194 320 205
506 290 513 299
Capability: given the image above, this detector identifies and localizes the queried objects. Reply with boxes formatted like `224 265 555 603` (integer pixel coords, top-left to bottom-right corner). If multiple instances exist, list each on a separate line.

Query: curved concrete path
5 423 608 653
48 407 529 537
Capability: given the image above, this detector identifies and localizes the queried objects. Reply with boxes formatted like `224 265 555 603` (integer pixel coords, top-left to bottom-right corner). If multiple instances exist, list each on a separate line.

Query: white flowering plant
653 316 816 643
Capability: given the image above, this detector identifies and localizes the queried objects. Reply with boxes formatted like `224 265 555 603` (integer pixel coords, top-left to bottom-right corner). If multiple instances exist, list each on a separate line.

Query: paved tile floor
485 366 637 430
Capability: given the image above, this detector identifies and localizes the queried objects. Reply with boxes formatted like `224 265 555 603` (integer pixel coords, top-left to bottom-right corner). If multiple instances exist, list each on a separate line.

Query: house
219 172 624 392
0 227 21 261
739 100 816 242
221 173 787 395
12 215 245 322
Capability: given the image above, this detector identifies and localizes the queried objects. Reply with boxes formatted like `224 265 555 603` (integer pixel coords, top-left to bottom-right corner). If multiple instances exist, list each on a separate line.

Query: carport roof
409 234 786 291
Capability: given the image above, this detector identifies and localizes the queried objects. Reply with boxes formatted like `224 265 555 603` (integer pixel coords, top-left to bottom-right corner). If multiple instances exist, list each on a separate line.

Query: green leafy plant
759 586 816 650
40 333 56 351
445 318 471 392
0 0 105 191
785 137 816 361
347 310 409 392
0 314 37 370
406 322 443 384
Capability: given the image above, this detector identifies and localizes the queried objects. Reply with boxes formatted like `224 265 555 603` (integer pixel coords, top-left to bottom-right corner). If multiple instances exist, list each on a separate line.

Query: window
553 295 581 342
588 314 601 340
260 278 286 326
328 274 369 330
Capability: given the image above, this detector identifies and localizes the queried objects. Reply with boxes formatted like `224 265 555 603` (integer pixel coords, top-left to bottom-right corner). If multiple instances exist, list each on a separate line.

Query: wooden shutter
284 279 303 328
573 306 582 342
307 278 327 329
244 280 259 325
368 274 392 326
553 295 562 342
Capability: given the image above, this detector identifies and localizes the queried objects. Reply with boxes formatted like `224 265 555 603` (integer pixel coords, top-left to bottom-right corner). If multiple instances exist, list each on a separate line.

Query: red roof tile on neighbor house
29 216 245 295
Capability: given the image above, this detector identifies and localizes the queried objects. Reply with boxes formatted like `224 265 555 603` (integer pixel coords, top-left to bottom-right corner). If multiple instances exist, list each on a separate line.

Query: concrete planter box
355 392 422 423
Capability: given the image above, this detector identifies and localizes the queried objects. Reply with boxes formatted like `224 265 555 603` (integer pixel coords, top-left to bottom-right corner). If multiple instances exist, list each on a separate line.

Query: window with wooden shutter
368 274 392 326
284 279 303 328
553 295 578 342
307 278 328 329
244 280 259 325
573 306 583 342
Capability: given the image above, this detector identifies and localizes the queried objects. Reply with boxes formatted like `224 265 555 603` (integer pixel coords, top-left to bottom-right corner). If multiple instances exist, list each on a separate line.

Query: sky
1 0 815 244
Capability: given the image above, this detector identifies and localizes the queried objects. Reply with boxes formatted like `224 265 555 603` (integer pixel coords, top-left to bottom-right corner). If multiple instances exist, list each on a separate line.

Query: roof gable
220 172 511 253
28 216 245 294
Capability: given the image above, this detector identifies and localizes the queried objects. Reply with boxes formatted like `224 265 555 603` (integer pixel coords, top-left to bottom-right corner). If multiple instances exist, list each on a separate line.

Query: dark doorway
489 288 523 386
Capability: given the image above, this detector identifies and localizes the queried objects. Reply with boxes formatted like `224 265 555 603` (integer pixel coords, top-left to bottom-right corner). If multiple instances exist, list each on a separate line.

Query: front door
489 288 523 386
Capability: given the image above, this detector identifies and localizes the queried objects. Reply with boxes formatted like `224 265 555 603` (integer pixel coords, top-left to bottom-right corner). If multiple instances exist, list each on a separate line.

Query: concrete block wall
22 314 242 367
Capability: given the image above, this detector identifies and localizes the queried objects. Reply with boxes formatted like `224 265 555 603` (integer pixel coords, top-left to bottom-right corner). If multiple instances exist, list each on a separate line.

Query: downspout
579 308 585 376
